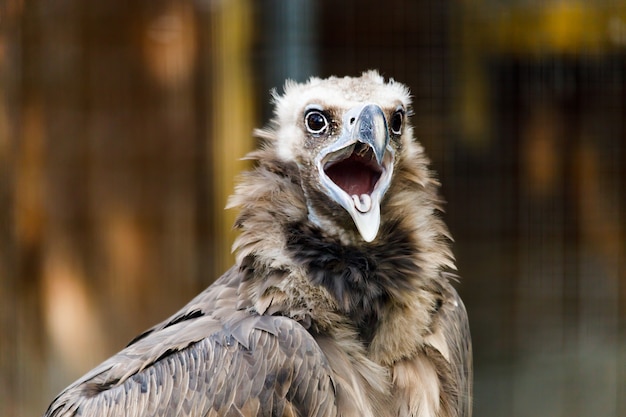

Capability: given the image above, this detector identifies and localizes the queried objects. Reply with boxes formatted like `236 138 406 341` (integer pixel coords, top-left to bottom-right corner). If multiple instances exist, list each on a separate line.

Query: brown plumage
44 71 472 417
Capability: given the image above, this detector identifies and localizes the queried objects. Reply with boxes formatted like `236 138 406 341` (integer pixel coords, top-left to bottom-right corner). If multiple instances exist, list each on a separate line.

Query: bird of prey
44 71 472 417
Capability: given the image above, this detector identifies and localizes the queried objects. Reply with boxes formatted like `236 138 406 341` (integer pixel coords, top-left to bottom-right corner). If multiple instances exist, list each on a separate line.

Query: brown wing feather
44 268 338 417
443 285 472 417
424 277 473 417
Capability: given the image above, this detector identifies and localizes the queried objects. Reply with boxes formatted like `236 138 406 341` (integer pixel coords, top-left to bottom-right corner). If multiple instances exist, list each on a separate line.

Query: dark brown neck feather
284 219 421 345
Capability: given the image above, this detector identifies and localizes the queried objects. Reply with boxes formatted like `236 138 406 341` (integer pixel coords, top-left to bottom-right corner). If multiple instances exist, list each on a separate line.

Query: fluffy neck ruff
228 139 454 364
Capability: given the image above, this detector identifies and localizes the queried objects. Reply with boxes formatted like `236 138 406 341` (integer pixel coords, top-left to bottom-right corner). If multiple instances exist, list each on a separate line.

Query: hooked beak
316 104 394 242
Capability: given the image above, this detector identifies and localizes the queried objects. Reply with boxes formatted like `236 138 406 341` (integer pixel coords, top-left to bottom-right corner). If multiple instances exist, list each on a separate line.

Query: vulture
44 71 472 417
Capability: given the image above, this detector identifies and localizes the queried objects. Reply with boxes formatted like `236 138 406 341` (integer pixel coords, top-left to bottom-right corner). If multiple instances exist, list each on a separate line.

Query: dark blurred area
1 1 624 416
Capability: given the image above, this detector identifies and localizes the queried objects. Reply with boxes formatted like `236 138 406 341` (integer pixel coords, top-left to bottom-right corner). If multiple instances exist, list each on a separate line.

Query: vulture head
257 71 422 244
233 70 455 350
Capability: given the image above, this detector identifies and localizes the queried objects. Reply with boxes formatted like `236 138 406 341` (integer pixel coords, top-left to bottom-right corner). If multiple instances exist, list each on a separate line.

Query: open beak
316 104 394 242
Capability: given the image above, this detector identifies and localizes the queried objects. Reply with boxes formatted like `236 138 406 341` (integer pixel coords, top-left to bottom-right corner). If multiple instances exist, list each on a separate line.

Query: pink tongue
324 154 380 196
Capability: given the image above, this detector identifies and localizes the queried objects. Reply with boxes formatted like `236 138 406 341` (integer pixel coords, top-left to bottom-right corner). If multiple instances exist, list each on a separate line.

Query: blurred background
1 0 625 416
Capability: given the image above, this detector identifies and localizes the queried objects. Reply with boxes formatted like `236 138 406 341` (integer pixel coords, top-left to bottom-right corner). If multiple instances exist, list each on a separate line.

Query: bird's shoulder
44 267 339 417
392 273 472 417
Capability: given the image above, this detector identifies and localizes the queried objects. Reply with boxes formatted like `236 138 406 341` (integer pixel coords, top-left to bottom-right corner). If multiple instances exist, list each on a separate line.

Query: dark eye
304 110 329 135
390 110 403 135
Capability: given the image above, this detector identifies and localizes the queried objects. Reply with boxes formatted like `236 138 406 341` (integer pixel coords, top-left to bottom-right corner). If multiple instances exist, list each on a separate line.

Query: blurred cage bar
0 1 624 416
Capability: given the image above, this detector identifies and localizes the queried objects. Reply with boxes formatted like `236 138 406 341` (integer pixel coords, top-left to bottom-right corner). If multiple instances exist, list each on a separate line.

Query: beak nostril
349 117 356 125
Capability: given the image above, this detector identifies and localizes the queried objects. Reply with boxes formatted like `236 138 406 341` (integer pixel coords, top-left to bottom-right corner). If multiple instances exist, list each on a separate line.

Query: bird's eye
304 110 329 135
391 110 403 135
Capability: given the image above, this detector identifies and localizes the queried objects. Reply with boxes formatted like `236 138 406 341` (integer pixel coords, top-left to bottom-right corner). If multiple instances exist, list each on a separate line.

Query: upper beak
316 104 395 242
